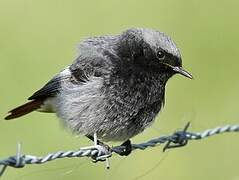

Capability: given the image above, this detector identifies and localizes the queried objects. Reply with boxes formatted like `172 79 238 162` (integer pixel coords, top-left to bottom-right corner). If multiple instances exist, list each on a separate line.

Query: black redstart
5 28 192 155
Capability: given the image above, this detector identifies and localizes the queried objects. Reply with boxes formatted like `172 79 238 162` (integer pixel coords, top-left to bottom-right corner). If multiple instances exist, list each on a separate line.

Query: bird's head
118 28 193 80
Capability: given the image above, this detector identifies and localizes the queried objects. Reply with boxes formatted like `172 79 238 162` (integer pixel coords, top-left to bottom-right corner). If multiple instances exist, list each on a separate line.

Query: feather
5 99 44 120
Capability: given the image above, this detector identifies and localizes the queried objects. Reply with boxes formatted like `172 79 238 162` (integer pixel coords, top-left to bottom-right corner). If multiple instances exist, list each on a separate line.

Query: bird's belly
55 95 162 142
54 76 163 142
96 100 163 142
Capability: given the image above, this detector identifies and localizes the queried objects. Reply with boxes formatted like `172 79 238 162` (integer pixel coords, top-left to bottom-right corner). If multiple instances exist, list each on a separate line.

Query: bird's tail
5 99 43 120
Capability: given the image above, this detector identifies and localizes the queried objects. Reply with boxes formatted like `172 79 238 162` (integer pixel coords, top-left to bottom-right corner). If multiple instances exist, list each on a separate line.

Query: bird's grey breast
101 68 165 141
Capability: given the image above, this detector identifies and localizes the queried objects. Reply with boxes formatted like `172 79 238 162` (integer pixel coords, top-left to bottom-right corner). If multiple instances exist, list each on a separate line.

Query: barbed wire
0 123 239 177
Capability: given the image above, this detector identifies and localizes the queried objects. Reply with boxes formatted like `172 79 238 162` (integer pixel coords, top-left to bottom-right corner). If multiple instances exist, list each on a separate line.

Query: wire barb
0 123 239 177
163 122 191 152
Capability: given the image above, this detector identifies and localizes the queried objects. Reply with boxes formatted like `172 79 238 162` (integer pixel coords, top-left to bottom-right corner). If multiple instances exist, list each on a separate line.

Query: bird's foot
117 139 132 156
82 133 112 169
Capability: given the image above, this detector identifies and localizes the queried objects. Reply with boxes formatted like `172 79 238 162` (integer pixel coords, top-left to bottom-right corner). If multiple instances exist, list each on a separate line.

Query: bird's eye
156 50 165 59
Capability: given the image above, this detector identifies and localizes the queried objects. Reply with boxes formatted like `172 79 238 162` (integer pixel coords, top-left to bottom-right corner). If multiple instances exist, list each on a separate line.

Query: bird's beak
172 66 193 79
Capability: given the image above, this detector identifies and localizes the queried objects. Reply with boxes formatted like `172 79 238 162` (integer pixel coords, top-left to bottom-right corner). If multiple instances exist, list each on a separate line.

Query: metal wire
0 123 239 177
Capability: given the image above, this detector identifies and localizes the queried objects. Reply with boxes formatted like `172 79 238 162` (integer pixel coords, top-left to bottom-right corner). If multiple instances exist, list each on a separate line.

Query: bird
5 28 192 155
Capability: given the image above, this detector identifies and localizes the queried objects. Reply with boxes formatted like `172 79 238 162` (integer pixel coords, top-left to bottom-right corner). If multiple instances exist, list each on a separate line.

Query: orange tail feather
5 99 43 120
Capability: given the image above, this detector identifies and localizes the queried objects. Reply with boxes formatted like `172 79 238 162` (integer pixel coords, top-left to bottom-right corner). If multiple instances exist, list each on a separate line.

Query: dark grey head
118 28 192 79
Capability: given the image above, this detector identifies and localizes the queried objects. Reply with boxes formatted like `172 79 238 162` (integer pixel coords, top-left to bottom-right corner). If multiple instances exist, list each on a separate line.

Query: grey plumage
5 28 192 142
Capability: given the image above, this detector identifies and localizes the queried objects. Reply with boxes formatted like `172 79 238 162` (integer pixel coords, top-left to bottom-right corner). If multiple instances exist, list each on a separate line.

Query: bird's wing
28 61 94 100
5 69 72 120
5 55 104 120
28 68 71 100
29 40 115 100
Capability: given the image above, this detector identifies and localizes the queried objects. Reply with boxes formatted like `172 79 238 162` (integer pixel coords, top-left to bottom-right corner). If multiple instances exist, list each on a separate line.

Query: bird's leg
86 136 132 156
86 134 111 152
118 139 132 156
81 133 111 169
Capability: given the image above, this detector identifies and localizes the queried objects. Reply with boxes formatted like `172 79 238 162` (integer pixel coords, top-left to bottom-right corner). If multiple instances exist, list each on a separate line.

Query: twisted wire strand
0 123 239 176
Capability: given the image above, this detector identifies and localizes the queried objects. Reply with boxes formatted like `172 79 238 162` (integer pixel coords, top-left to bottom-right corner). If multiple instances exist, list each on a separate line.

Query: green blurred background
1 0 239 179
